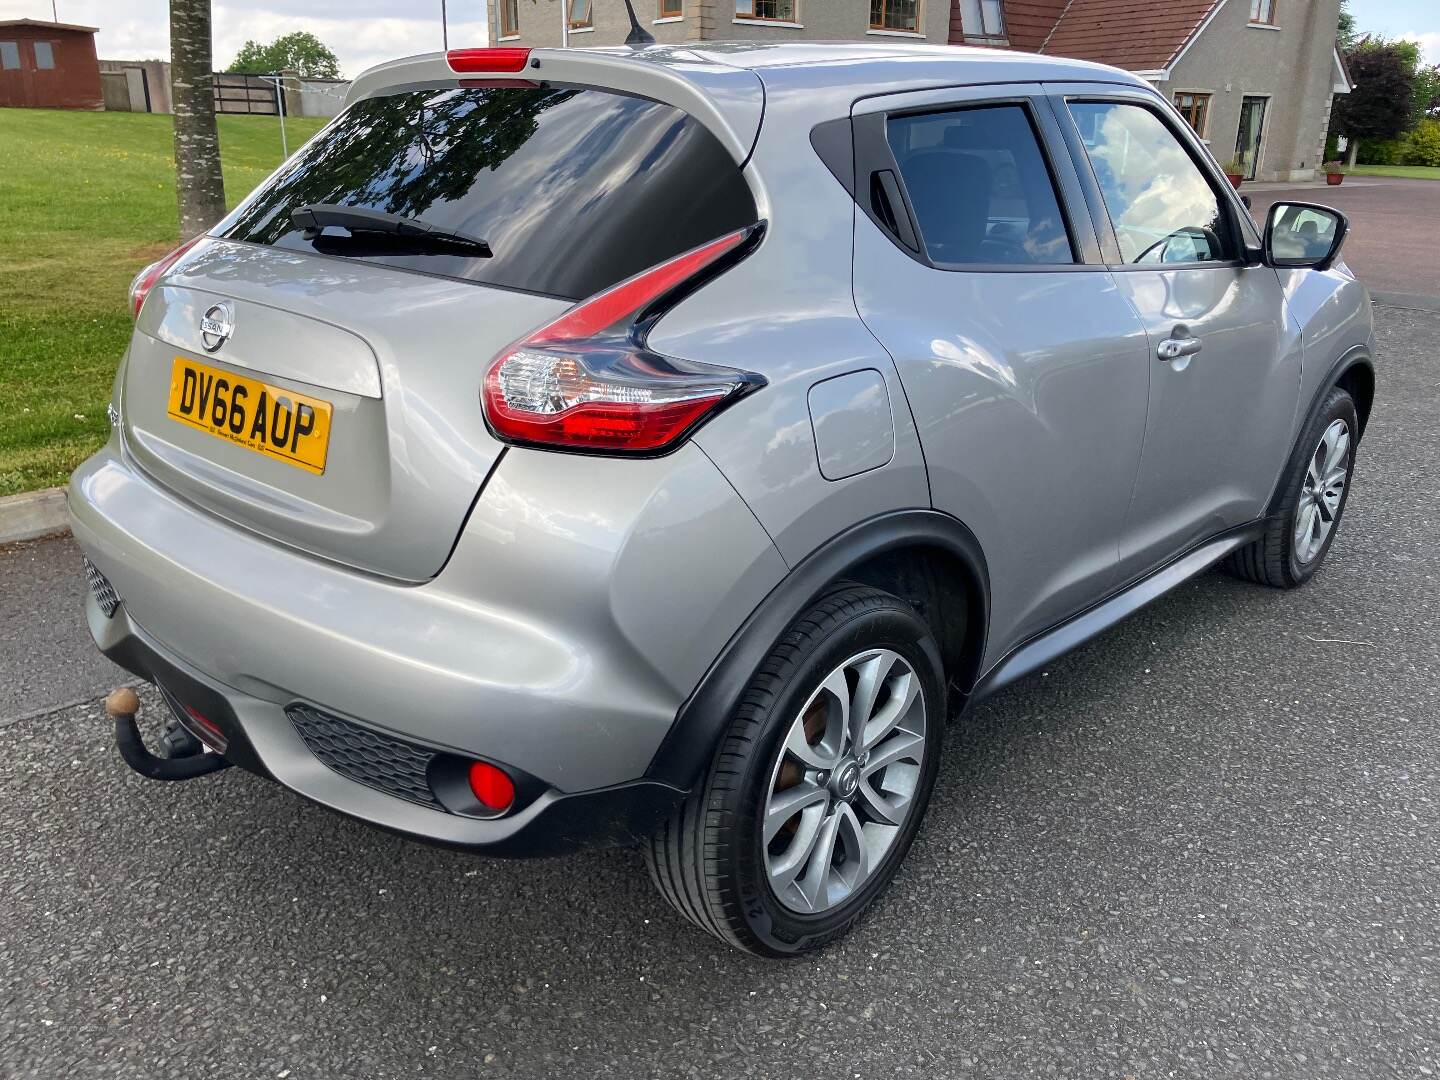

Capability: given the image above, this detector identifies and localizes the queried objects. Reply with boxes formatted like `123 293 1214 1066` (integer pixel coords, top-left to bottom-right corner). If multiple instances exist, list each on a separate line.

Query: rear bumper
90 595 685 856
69 437 784 854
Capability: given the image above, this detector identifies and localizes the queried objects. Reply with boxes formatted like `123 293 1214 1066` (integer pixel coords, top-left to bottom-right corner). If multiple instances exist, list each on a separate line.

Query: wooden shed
0 19 103 110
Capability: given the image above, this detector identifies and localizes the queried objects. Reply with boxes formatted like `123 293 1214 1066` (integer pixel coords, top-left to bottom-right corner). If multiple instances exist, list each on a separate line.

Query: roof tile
1039 0 1220 71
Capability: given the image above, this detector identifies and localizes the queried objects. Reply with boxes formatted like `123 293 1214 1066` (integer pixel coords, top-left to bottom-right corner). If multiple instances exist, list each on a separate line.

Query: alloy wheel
1294 417 1350 564
762 648 927 915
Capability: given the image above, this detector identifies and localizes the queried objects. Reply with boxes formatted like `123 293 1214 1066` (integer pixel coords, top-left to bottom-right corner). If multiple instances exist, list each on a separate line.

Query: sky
0 0 1434 77
0 1 492 77
1357 0 1439 65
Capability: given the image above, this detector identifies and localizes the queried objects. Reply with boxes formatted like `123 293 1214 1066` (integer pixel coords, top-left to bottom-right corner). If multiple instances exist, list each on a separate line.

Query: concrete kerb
0 487 70 545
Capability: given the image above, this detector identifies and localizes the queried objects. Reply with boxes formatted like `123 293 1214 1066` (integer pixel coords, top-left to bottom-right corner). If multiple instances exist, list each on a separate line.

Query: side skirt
971 521 1268 702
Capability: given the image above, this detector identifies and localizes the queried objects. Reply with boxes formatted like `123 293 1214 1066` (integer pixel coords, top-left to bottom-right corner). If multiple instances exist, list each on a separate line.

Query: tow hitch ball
105 687 231 781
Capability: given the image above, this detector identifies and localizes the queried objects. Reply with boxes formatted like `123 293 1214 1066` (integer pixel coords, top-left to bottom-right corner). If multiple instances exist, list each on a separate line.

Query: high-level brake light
447 48 532 73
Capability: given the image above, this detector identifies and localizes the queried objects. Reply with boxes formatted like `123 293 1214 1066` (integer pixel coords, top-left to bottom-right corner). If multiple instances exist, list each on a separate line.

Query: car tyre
645 584 946 957
1228 385 1359 588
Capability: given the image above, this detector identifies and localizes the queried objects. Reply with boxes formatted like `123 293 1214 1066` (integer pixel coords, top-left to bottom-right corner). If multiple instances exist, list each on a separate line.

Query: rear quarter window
221 84 759 300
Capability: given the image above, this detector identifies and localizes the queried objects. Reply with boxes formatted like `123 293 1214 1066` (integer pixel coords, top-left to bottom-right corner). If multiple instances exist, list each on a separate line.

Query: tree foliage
1336 0 1357 50
230 31 341 79
1413 64 1440 124
1408 119 1440 167
1331 40 1416 144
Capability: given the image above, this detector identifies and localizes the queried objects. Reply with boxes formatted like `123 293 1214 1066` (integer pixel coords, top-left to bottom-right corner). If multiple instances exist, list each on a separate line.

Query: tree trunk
170 0 225 239
1346 139 1359 167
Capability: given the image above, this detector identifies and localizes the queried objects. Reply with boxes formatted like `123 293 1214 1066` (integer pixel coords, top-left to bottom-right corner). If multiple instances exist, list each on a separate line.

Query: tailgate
123 240 567 582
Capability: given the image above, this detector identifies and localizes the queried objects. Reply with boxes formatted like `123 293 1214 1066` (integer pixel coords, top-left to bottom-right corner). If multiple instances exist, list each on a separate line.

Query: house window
33 41 55 69
870 0 919 32
568 0 593 29
1173 92 1211 137
0 42 19 70
1249 0 1276 24
500 0 520 37
957 0 1005 39
735 0 797 21
660 0 684 15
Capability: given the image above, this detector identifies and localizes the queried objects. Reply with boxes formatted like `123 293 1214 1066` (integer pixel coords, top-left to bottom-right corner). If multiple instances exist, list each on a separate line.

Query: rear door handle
1157 327 1203 362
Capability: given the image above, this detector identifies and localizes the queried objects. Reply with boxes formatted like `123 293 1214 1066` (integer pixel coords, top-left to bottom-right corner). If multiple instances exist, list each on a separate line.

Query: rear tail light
482 225 766 454
128 234 203 318
447 47 532 73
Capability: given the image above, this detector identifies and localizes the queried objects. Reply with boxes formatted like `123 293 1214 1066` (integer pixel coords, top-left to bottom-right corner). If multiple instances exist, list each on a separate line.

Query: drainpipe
562 0 570 47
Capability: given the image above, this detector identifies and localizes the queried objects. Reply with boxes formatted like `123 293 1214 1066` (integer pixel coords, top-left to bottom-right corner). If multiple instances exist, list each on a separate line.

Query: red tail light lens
128 235 203 319
447 47 532 73
467 761 516 812
482 226 765 454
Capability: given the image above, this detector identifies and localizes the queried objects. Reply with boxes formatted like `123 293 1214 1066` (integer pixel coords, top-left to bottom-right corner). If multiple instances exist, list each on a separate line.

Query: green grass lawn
0 107 327 496
1346 164 1440 180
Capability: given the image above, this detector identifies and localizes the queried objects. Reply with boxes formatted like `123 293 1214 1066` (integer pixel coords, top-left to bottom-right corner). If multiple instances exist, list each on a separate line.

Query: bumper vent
83 557 121 619
288 704 442 811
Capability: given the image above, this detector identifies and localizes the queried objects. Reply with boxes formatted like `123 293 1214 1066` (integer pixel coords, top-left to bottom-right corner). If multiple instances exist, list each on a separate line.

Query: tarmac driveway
1244 176 1440 306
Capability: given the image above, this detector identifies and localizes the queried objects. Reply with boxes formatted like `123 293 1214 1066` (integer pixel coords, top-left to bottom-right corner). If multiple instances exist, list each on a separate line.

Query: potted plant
1222 159 1246 188
1323 160 1346 186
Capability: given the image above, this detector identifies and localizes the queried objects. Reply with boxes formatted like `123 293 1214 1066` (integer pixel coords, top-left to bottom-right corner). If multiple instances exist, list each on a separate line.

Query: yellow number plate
166 357 333 475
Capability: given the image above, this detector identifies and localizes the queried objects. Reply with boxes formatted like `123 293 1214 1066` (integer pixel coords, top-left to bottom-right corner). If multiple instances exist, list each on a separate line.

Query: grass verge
1345 165 1440 181
0 107 326 496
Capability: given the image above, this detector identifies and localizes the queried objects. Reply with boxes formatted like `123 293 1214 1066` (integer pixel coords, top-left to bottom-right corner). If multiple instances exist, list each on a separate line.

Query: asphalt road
2 305 1437 1079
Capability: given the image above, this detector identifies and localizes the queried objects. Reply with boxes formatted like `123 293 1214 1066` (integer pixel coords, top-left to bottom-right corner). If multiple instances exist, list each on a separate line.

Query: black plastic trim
644 510 991 791
809 116 854 194
1264 345 1374 514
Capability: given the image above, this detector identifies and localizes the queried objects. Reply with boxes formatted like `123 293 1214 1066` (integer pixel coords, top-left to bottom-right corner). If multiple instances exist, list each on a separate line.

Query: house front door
1235 96 1268 181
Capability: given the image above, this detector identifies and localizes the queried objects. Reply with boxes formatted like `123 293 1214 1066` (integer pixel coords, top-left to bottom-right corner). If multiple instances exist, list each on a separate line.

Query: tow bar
105 687 232 781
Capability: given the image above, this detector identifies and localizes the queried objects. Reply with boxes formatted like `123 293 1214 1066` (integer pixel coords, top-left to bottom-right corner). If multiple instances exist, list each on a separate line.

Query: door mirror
1264 202 1349 271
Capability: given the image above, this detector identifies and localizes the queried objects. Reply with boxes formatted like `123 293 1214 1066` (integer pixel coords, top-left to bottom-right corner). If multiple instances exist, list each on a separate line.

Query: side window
1067 101 1234 265
34 41 55 69
0 42 19 69
886 104 1074 266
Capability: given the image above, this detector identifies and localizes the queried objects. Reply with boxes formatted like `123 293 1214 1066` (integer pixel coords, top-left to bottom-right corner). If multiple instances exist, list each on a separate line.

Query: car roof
580 40 1148 87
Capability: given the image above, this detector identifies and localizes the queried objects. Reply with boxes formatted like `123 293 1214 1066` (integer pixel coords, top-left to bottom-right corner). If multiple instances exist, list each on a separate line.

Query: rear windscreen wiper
291 204 492 257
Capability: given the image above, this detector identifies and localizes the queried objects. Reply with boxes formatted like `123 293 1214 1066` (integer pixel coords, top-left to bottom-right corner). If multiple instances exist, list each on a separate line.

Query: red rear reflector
128 235 203 319
182 705 228 752
467 761 516 812
481 226 765 454
447 48 531 74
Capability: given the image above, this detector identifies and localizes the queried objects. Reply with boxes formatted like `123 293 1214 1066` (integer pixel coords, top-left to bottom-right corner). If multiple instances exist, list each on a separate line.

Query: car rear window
220 84 759 300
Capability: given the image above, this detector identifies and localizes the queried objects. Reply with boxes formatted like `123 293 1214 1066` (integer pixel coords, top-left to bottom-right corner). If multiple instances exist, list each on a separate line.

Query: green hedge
1354 120 1440 167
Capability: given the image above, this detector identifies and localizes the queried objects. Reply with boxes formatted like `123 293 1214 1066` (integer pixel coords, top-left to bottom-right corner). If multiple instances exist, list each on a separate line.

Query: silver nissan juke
70 42 1375 956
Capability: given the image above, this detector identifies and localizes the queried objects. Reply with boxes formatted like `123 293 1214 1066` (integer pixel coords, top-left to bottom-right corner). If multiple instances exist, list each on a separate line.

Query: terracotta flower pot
1326 172 1345 186
1226 172 1244 188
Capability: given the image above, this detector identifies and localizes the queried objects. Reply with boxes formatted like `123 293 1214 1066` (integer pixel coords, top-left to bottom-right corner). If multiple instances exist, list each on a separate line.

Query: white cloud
1404 31 1440 68
0 0 490 78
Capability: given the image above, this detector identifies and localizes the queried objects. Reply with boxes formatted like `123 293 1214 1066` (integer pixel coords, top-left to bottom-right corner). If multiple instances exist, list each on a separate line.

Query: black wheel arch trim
1266 344 1374 516
644 509 991 792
